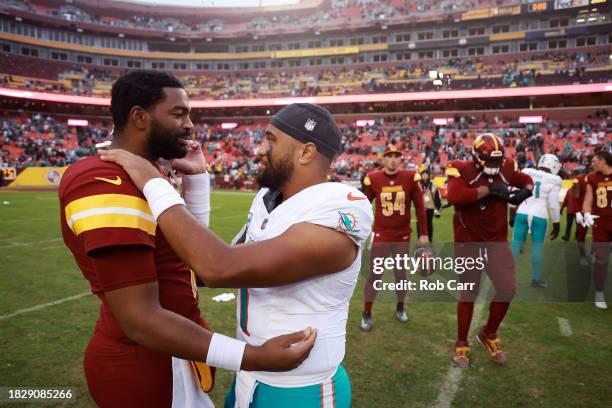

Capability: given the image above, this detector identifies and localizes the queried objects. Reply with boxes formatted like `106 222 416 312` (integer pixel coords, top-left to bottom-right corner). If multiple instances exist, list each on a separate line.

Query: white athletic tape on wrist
142 178 185 221
183 173 211 226
206 333 246 372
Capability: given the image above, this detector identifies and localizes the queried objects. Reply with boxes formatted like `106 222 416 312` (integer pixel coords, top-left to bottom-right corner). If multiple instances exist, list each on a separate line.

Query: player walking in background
562 170 582 241
445 133 533 367
60 71 315 407
510 154 562 288
417 167 442 243
569 171 591 265
100 103 373 407
579 151 612 310
360 144 429 331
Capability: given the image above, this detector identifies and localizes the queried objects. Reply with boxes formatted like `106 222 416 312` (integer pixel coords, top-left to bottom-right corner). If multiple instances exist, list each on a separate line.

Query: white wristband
142 178 185 221
183 173 211 227
206 333 247 372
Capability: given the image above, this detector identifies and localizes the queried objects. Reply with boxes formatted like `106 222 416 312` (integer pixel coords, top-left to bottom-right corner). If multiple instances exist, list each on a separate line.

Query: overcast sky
126 0 299 7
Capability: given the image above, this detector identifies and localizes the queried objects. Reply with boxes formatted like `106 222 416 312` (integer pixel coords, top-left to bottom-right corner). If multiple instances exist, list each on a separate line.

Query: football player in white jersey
510 154 562 288
100 103 373 408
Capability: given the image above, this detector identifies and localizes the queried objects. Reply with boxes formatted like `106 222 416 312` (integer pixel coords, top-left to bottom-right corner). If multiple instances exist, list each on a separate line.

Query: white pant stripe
320 379 335 408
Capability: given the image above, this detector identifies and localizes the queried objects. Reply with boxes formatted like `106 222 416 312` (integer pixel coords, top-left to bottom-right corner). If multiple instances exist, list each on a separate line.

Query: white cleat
396 309 409 323
360 312 372 331
579 256 590 267
595 292 608 310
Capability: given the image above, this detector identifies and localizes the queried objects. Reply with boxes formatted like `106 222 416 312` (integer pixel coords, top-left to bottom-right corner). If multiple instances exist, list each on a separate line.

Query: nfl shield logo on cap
304 118 317 132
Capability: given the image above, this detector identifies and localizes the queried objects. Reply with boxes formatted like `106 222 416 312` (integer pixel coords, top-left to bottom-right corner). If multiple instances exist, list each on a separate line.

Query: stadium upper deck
0 0 610 106
3 0 529 38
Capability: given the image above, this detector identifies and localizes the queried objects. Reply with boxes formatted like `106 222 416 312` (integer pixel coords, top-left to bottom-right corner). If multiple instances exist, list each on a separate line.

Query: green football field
0 190 611 407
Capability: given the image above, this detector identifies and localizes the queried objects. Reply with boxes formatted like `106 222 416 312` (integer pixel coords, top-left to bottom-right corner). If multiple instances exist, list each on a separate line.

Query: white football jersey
234 182 373 387
517 168 562 222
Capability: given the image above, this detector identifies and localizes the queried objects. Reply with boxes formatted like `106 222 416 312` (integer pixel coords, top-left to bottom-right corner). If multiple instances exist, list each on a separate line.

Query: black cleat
531 279 548 289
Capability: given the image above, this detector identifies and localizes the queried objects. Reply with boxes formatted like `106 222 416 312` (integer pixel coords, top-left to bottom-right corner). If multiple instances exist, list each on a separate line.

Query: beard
256 150 294 191
147 119 190 160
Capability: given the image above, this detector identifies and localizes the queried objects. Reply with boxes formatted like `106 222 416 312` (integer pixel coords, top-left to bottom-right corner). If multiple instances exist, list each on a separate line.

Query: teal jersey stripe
240 288 250 336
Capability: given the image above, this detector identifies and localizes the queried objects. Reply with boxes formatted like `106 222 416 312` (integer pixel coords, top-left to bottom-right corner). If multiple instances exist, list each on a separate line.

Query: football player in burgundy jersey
360 144 429 331
445 133 533 367
60 71 314 407
563 171 589 265
579 151 612 310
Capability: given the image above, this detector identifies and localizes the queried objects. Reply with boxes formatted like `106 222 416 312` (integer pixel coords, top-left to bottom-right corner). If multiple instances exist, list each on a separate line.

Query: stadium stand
2 110 610 188
1 47 610 98
1 0 610 188
3 0 528 36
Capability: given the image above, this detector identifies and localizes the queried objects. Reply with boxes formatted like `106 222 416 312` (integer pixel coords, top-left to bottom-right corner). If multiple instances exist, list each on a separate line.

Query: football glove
507 188 532 206
549 222 560 240
575 212 584 226
581 212 599 228
488 183 509 199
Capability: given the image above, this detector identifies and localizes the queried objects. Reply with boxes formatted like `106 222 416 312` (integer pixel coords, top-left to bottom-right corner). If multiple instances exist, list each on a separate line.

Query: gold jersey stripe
70 213 156 236
382 185 404 192
445 166 461 177
66 194 152 221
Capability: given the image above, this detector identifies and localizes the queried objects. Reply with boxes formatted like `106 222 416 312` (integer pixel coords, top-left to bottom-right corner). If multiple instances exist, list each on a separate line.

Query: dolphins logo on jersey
338 211 360 233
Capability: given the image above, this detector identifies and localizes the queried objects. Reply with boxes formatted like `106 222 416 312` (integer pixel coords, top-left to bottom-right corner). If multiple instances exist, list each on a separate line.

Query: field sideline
0 190 611 407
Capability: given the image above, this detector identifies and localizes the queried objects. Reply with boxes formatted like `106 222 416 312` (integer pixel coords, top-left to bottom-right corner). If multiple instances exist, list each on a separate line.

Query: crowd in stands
0 113 109 169
5 0 525 35
1 48 609 100
2 110 610 188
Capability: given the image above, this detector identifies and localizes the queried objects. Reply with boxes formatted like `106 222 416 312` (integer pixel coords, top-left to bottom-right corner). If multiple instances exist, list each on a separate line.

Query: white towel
234 370 258 408
212 293 237 302
172 357 215 408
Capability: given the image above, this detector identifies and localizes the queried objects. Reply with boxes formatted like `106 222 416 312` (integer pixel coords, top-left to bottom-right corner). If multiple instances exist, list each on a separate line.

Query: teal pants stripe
511 213 547 281
224 365 351 408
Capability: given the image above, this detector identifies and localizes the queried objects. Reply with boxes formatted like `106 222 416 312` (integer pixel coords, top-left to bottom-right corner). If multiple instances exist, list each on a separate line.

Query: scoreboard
529 1 549 11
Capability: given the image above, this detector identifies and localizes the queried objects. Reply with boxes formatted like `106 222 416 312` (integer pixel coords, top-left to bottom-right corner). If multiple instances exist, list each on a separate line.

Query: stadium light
221 122 238 130
67 119 89 127
1 83 611 109
355 120 375 127
519 115 543 124
433 118 451 125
